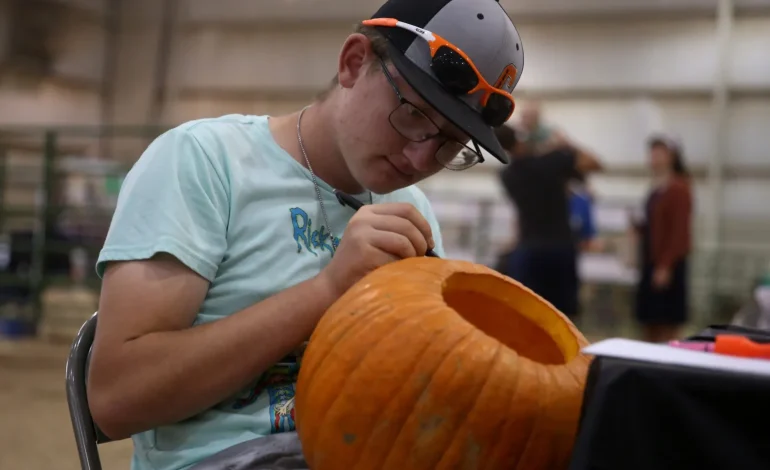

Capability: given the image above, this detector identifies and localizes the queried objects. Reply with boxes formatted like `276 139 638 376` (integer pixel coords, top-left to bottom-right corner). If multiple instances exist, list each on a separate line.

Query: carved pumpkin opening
442 272 580 365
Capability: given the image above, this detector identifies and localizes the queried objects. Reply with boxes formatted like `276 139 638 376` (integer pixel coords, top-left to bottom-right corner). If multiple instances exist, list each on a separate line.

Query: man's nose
402 139 442 172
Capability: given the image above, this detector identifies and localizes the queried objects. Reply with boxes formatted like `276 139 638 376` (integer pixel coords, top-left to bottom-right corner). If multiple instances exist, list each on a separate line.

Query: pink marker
668 340 715 352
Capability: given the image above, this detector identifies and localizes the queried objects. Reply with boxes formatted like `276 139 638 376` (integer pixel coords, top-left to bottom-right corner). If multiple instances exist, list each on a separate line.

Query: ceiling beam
465 162 770 180
171 84 770 102
178 4 770 31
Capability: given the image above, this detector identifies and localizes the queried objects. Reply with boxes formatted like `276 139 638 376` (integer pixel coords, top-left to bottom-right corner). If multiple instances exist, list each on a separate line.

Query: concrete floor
0 330 618 470
0 340 133 470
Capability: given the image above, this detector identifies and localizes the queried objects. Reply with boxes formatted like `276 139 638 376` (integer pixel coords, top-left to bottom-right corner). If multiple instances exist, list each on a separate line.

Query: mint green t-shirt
96 114 445 470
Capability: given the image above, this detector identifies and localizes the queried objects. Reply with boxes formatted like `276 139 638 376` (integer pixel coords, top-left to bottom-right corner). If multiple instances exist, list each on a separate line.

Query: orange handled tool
714 335 770 360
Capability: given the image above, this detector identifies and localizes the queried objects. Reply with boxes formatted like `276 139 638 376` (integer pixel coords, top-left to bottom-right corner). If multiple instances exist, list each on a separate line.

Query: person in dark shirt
495 124 602 318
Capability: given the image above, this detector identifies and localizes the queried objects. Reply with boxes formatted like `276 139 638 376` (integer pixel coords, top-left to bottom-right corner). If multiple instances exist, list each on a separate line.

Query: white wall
0 1 105 126
0 0 164 127
0 1 769 247
419 15 770 246
179 0 768 23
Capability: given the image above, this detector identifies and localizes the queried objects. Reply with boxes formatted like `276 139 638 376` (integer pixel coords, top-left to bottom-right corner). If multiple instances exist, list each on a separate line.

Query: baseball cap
369 0 525 165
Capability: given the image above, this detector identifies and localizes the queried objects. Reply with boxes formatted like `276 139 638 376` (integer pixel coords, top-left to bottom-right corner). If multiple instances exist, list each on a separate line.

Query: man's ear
337 33 377 89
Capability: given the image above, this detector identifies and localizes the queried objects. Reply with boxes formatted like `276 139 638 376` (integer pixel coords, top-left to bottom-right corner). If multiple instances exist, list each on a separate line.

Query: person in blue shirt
569 176 599 252
567 176 601 319
86 1 527 469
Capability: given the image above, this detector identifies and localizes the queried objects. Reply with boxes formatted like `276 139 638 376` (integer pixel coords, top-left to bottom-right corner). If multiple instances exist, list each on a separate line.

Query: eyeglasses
378 58 484 171
363 18 517 128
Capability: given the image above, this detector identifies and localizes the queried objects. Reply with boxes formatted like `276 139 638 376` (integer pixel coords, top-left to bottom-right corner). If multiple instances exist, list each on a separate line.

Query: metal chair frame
65 312 115 470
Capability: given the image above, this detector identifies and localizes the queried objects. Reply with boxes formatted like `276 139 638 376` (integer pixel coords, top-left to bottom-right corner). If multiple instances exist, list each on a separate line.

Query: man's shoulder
174 114 268 145
147 114 271 173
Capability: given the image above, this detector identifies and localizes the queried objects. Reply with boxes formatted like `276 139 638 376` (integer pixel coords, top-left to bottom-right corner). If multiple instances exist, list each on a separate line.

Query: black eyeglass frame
377 57 485 171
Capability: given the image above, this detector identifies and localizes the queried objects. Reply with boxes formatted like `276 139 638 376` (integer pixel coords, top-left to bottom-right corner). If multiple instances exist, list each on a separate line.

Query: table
569 338 770 470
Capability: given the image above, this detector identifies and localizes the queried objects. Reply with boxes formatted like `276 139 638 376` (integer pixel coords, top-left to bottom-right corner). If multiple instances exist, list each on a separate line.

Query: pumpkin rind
295 258 591 470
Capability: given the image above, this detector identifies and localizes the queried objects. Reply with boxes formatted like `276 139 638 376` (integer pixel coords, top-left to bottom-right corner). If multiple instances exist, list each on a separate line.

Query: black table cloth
570 328 770 470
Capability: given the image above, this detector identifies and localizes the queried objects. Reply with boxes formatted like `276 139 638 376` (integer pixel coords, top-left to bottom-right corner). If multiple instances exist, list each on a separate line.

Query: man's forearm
88 274 337 439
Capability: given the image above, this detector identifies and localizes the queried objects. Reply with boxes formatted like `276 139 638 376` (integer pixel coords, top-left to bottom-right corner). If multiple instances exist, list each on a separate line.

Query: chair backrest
65 312 112 470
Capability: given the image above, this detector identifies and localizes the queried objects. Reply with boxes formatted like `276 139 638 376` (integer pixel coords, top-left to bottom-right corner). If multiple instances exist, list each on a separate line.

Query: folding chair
65 312 115 470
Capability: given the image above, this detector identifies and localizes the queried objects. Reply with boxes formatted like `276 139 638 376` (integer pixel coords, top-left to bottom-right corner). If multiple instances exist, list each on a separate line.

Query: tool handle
334 190 365 210
715 335 770 360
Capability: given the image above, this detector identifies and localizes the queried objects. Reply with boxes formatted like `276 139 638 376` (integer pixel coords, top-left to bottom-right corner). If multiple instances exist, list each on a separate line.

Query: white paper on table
583 338 770 378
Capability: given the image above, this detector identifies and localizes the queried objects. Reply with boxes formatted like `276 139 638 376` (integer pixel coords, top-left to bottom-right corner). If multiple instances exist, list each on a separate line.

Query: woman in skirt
633 134 693 343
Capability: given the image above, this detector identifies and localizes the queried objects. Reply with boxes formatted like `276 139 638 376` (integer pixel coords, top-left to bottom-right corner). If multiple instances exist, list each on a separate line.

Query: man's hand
318 203 434 299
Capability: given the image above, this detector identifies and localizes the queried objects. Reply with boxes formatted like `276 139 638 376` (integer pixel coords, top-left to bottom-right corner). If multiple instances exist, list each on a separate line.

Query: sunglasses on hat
363 18 517 128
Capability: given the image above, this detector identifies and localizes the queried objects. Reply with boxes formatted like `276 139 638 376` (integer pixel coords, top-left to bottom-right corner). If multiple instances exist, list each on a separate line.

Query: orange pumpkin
295 257 591 470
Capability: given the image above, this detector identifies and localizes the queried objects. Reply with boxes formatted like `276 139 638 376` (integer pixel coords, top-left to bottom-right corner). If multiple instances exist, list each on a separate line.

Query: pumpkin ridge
433 341 503 470
312 284 395 336
471 349 524 470
350 314 477 469
297 301 409 449
309 303 450 465
396 330 501 470
298 300 397 401
379 326 481 469
544 363 584 406
317 290 392 340
350 302 457 442
484 350 525 467
546 365 582 468
489 357 544 467
557 357 589 389
539 365 585 467
513 365 553 470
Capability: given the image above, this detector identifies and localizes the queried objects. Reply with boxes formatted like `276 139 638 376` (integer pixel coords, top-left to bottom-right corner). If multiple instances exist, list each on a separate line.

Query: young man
87 1 525 469
495 124 602 319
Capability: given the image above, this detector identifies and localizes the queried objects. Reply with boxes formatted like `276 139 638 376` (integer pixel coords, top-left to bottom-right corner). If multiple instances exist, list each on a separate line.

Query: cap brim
386 43 510 165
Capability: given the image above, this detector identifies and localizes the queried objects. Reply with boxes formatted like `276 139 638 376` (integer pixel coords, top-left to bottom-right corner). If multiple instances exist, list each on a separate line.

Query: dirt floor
0 340 133 470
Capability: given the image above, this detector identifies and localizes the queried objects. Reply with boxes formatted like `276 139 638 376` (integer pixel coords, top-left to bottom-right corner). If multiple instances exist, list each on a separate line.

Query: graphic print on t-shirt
290 207 341 255
231 362 300 411
268 382 297 433
231 342 307 433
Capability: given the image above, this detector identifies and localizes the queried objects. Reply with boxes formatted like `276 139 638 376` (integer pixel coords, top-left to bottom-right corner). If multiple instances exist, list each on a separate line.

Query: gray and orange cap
370 0 525 164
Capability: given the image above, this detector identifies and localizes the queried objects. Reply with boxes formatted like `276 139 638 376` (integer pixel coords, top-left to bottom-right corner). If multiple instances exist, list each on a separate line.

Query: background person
518 100 568 154
495 124 602 319
569 174 601 253
632 134 693 343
